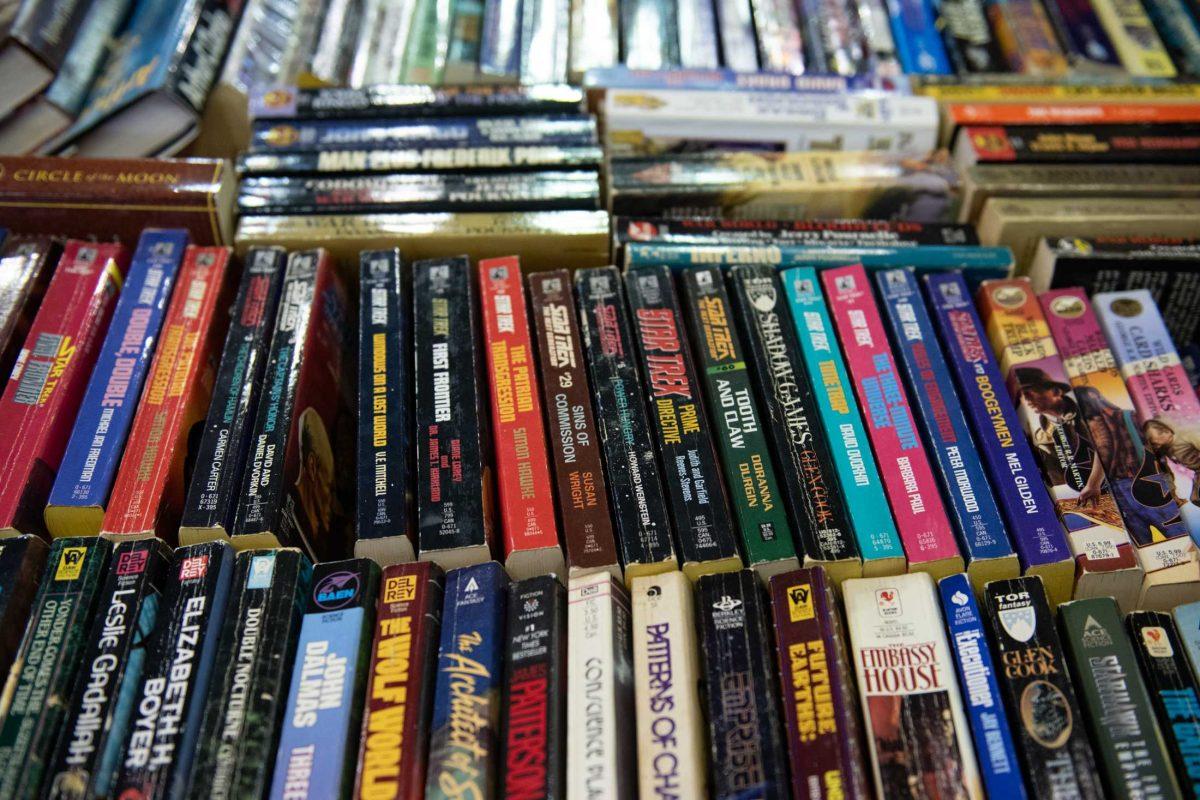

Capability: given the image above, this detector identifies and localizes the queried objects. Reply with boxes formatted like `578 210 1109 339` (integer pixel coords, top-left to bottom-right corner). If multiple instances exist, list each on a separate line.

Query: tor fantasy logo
315 570 361 610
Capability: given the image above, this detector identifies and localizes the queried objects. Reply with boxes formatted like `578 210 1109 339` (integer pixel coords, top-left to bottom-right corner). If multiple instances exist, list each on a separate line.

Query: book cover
680 266 799 579
250 115 598 153
979 278 1141 608
0 535 47 681
233 248 354 560
479 256 564 579
782 267 905 576
270 558 380 800
728 265 861 584
630 570 707 799
414 257 494 570
876 268 1017 589
574 267 677 581
46 230 188 538
527 269 620 580
44 539 172 800
190 549 313 800
499 575 566 800
696 569 790 799
0 241 126 538
983 577 1102 798
567 571 636 799
937 572 1026 799
0 537 112 799
180 246 289 543
1058 597 1180 797
111 540 233 800
425 561 508 800
924 272 1075 607
843 572 982 799
822 264 962 578
0 236 61 384
101 246 233 542
354 561 444 800
355 249 415 566
769 567 870 800
248 83 585 119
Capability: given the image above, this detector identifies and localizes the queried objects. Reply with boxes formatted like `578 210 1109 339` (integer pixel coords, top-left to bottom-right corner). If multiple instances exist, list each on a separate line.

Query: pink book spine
821 265 961 567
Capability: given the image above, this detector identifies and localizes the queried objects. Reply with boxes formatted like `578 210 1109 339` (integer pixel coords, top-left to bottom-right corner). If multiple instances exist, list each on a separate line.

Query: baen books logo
383 575 417 604
315 570 361 609
56 546 88 581
787 583 814 622
875 588 901 619
713 595 742 612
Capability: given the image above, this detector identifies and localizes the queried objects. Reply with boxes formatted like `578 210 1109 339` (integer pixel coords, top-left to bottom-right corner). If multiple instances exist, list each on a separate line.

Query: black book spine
0 534 47 680
252 84 586 119
237 145 604 176
166 0 240 113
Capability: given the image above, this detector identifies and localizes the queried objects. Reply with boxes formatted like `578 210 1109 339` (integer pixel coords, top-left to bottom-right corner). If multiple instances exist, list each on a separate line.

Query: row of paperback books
5 534 1200 799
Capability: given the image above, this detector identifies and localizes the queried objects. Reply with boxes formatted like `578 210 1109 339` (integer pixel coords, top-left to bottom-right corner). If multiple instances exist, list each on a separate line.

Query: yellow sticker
383 575 418 604
787 582 814 622
55 547 88 581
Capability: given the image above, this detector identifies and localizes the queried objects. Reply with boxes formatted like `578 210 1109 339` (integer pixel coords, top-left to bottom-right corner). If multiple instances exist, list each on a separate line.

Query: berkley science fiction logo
314 570 361 610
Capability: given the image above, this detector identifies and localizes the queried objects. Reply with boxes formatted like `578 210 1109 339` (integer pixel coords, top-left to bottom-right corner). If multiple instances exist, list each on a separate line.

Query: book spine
978 279 1138 592
425 561 508 800
356 249 415 562
712 0 761 71
887 0 954 73
1059 597 1179 796
479 256 563 576
239 145 604 176
355 561 444 800
0 242 126 537
0 535 47 681
181 246 288 538
844 572 981 798
924 272 1074 605
527 270 621 578
566 0 619 80
875 269 1014 570
0 237 61 385
500 575 566 800
48 229 188 526
630 571 707 799
192 549 312 800
0 537 112 799
414 257 493 563
9 0 93 70
983 577 1103 797
249 84 586 119
1090 0 1177 75
479 0 523 75
614 217 980 250
960 124 1200 165
984 0 1069 73
164 0 238 113
727 265 861 580
112 540 233 800
45 539 172 800
750 0 807 73
624 266 742 579
1095 289 1200 544
250 116 599 153
931 0 1007 73
1174 602 1200 683
782 268 905 569
696 569 790 799
102 246 233 540
1127 610 1200 796
822 265 961 574
1141 0 1200 77
797 0 868 75
1040 0 1120 67
573 267 677 579
270 558 380 800
937 573 1026 799
619 0 680 68
680 266 798 575
567 571 637 799
677 0 721 66
769 567 870 800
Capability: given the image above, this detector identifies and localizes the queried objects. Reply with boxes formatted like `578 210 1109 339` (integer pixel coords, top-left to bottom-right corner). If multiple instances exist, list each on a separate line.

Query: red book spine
478 256 564 579
0 240 127 536
102 247 234 541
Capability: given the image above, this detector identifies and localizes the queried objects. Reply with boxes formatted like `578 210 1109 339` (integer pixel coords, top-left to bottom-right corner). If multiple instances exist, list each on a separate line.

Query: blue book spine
426 562 509 799
1174 602 1200 685
48 229 188 514
782 267 905 567
1141 0 1200 77
885 0 954 73
923 272 1074 594
876 269 1015 566
938 573 1027 800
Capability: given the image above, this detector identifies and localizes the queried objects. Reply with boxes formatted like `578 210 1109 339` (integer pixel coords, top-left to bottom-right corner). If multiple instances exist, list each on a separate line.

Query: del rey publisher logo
116 549 149 576
315 571 361 609
180 555 209 581
875 588 901 619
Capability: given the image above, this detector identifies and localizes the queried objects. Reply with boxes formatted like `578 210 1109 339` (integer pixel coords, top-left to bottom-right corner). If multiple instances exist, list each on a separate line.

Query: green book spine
1058 597 1182 800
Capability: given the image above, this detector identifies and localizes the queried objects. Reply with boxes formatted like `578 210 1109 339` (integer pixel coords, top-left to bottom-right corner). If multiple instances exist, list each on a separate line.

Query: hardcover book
425 561 508 800
843 572 982 799
822 264 962 578
0 241 126 538
0 535 47 681
354 249 415 566
46 230 188 538
354 561 444 800
528 269 621 579
190 549 313 800
414 256 494 569
925 272 1075 607
574 267 678 581
624 265 741 579
270 558 380 800
782 268 906 576
0 0 91 118
769 567 870 800
180 247 288 544
0 236 61 384
479 256 564 579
